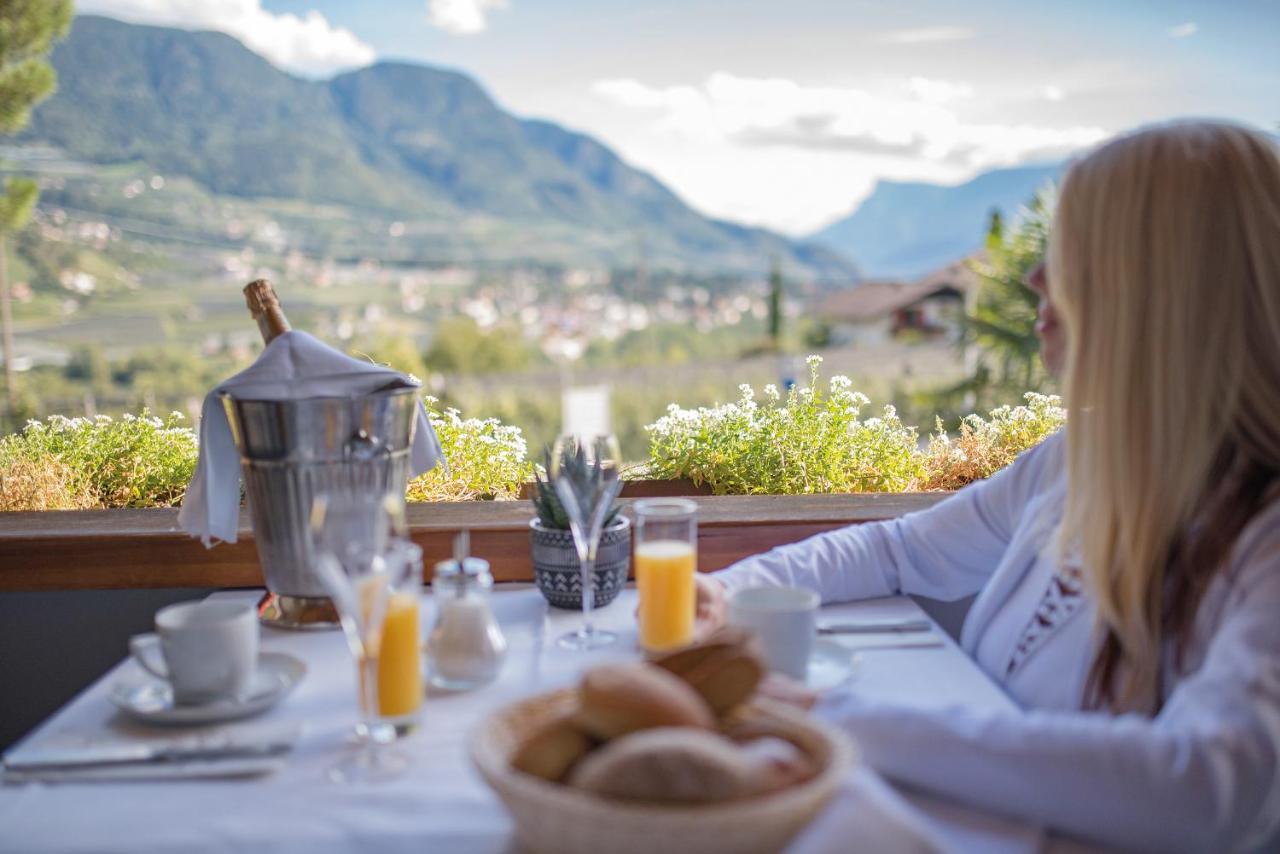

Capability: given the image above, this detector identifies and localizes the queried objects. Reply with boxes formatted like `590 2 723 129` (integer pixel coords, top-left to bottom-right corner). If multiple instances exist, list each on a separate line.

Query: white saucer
110 652 306 726
805 639 860 691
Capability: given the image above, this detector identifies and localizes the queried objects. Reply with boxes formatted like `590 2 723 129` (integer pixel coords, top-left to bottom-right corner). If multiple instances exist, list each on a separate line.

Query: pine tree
767 256 783 349
0 0 72 418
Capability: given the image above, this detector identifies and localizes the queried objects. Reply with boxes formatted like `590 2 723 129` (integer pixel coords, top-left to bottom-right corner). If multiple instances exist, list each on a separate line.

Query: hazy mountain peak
811 163 1061 279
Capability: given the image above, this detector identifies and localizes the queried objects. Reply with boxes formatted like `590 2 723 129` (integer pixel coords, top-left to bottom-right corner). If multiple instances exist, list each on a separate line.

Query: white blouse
713 432 1280 852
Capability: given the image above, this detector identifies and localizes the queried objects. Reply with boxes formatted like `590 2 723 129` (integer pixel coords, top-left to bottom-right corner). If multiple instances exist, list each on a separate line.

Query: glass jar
426 557 507 691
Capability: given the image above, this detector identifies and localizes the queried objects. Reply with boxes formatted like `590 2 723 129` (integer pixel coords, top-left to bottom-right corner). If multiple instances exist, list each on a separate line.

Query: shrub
646 355 924 494
0 454 93 511
0 411 197 510
920 392 1065 490
646 359 1064 495
405 399 533 502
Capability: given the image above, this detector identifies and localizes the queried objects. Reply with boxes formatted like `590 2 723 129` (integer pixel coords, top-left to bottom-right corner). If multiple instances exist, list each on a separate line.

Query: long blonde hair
1049 121 1280 713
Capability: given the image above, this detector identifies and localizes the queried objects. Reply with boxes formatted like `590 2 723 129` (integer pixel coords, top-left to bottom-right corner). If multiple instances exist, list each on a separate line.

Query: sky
78 0 1280 235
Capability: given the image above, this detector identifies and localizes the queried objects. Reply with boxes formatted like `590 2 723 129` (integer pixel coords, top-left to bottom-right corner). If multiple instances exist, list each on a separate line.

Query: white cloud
879 26 976 45
1042 85 1065 102
907 77 974 104
1168 22 1198 38
428 0 508 35
595 72 1104 168
589 72 1107 233
79 0 375 75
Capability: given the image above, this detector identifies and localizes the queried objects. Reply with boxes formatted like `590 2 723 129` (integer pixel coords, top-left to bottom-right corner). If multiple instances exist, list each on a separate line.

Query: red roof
817 257 982 322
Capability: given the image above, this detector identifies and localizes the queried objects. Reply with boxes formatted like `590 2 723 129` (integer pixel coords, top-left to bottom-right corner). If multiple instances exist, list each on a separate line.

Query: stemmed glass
310 491 415 783
549 434 623 650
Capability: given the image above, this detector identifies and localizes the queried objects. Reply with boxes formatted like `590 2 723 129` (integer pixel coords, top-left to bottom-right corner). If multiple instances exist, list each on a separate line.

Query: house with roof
815 257 981 347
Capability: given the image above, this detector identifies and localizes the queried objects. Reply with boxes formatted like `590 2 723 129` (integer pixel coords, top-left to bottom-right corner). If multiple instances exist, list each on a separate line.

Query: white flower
805 354 823 368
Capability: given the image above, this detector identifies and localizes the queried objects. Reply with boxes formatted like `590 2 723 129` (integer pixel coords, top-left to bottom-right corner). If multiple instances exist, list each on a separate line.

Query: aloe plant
531 443 621 530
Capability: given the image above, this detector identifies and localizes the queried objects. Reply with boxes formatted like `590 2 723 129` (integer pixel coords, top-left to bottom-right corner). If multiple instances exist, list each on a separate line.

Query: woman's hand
694 573 728 639
755 673 819 711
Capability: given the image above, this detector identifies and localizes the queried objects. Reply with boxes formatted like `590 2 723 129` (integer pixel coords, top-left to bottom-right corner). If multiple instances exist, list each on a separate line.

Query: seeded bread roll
510 715 595 782
569 727 753 804
576 663 715 739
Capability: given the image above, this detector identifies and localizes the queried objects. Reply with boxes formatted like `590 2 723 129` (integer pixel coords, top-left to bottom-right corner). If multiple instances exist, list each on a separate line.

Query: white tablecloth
0 588 1052 854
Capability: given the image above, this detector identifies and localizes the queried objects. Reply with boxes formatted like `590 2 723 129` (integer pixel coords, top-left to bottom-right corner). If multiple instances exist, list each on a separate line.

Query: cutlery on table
817 618 933 635
1 721 300 774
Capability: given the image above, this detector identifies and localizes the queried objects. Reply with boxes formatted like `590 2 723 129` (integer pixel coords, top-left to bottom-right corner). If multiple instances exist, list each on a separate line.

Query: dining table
0 585 1091 854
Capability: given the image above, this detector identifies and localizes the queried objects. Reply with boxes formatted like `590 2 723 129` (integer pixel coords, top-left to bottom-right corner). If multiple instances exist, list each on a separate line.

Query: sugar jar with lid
426 556 507 690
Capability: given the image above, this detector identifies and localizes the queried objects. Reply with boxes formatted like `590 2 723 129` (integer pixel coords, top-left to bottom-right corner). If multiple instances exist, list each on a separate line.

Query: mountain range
810 163 1062 279
19 16 853 279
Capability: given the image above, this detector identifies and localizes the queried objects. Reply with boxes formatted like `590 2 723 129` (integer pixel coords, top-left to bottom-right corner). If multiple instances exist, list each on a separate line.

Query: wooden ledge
0 493 949 592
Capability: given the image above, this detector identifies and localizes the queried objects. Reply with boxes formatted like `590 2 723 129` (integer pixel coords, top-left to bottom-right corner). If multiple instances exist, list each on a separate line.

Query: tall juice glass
374 542 423 730
634 498 697 652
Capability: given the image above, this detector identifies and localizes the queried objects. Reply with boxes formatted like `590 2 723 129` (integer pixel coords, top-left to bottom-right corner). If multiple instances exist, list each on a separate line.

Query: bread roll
511 715 595 782
650 626 756 677
680 648 764 716
569 728 753 804
576 664 715 739
651 628 765 716
737 735 817 795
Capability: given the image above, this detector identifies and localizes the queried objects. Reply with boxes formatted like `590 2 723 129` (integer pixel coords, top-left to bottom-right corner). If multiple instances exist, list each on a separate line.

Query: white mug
727 586 819 681
129 601 259 705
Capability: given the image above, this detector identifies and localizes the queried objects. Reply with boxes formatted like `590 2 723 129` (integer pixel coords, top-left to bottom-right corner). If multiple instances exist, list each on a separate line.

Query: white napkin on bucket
178 331 443 546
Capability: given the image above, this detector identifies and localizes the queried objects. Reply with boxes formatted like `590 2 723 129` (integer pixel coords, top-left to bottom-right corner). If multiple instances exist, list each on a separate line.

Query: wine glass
549 434 623 650
310 491 416 783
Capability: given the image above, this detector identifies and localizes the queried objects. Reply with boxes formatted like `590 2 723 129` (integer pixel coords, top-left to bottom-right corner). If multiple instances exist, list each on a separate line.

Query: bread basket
469 688 855 854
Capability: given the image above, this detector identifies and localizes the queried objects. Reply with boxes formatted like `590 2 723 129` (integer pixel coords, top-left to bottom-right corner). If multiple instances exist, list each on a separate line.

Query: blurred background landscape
2 2 1277 459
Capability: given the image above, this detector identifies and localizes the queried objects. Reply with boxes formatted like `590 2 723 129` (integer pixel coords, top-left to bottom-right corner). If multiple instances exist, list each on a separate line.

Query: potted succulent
529 449 631 610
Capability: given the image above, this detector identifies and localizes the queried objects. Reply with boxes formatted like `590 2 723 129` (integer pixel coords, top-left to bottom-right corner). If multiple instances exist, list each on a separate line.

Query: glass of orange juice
312 492 422 784
634 498 698 652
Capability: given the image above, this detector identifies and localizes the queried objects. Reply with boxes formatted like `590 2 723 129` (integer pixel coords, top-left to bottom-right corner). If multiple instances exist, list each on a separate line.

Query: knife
817 618 933 635
2 722 300 772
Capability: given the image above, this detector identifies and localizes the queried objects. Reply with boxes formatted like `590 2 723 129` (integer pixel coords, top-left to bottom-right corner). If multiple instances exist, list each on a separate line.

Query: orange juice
377 592 423 718
636 540 696 651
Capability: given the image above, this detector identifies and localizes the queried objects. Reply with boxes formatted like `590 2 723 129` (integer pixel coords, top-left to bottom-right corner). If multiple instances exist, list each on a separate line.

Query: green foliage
647 356 1063 495
767 257 783 345
424 317 544 375
530 440 622 530
0 178 37 232
0 410 197 509
646 355 925 494
929 191 1056 421
356 335 428 384
921 392 1065 490
0 0 71 133
405 398 533 502
0 386 1063 509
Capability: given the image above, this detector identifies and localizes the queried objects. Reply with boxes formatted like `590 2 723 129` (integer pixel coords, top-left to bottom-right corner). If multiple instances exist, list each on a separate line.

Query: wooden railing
0 494 948 592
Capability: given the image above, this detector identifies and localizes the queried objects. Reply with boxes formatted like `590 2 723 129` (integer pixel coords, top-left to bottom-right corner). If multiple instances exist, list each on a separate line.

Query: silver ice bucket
220 377 419 629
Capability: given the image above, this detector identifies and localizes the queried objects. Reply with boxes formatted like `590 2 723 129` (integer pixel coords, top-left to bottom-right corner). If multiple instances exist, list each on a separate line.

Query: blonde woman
699 121 1280 852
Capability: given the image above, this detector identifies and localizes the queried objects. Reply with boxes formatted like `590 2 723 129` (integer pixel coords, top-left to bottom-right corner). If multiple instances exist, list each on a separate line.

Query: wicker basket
469 688 855 854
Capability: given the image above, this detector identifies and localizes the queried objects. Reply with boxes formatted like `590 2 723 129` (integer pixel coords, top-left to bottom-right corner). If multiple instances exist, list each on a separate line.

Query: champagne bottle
243 278 291 344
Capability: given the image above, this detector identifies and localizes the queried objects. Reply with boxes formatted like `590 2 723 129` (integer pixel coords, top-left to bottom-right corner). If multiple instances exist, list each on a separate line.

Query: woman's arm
710 432 1063 604
816 555 1280 852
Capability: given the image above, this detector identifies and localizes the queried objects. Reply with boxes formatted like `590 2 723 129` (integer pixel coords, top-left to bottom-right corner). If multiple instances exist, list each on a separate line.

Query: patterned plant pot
529 516 631 610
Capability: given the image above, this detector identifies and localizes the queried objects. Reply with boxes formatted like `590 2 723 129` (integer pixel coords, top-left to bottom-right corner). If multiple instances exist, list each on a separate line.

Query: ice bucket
220 377 419 629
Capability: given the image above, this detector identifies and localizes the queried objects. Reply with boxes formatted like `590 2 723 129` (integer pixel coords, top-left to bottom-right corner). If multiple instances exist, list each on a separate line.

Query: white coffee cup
727 586 819 681
129 601 259 705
